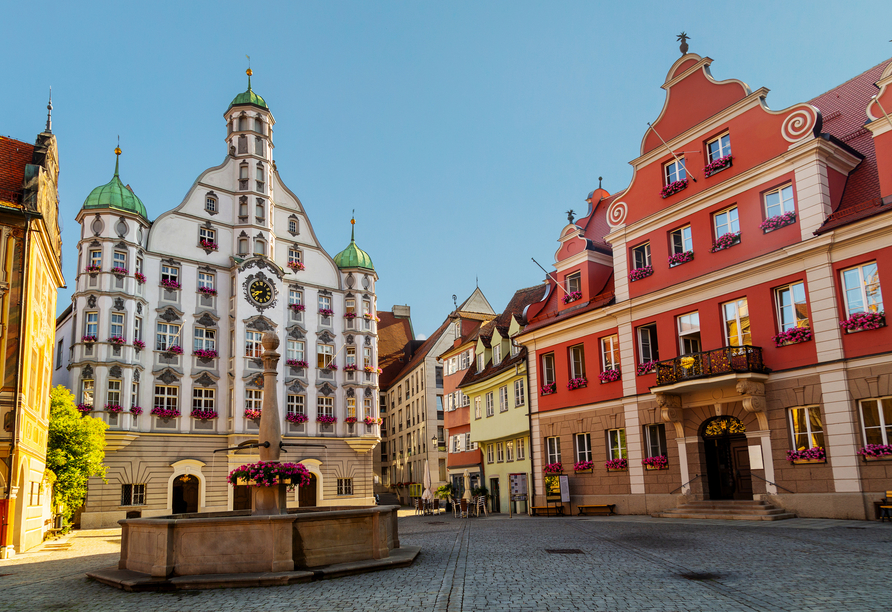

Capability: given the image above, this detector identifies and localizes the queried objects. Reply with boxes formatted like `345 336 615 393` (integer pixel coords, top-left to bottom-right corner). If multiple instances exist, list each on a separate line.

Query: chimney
392 304 411 318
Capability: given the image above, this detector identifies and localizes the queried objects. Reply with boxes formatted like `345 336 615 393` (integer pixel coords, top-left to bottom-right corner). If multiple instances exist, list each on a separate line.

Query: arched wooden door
702 416 752 500
298 473 317 507
172 475 199 514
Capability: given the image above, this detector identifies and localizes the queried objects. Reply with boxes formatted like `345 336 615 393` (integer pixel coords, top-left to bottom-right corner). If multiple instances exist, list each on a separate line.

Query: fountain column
252 330 287 515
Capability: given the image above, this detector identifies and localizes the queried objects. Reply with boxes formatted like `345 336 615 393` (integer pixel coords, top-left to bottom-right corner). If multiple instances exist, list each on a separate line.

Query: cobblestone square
2 514 890 611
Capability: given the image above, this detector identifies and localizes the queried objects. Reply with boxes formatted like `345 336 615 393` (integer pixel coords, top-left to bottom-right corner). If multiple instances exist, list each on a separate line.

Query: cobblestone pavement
2 514 890 611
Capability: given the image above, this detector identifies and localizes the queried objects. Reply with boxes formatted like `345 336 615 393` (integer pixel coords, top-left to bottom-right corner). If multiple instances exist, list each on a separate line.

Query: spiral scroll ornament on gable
606 201 628 228
781 106 820 143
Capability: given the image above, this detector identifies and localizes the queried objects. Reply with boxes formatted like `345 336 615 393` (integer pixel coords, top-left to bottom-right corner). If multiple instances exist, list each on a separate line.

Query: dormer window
565 271 581 294
477 353 485 372
493 344 502 365
288 219 298 235
664 158 686 185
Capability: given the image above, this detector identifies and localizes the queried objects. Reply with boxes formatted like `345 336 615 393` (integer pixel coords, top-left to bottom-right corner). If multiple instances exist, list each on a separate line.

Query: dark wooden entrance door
490 478 500 513
172 475 199 514
299 473 317 507
731 441 753 500
704 434 753 500
233 485 251 510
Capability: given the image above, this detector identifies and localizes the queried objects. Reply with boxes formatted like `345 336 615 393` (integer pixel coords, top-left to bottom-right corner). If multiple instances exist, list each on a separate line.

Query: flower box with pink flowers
82 335 97 343
198 286 217 297
316 415 337 424
643 455 669 470
857 444 892 461
287 261 305 271
132 339 145 350
160 279 181 290
105 403 124 413
163 345 184 356
567 377 587 391
710 231 741 253
363 416 383 426
193 348 218 359
134 272 146 284
573 460 594 473
772 326 813 347
344 364 358 371
599 369 621 384
150 407 181 419
605 458 628 471
77 403 93 414
108 336 126 345
840 311 885 333
318 308 334 317
544 462 562 474
628 266 653 282
660 178 688 199
227 461 311 490
289 303 306 312
191 409 218 421
129 406 143 416
562 291 582 305
111 267 128 276
244 408 262 421
345 417 358 424
344 312 357 319
787 446 826 464
760 211 796 232
668 250 694 266
85 265 101 273
287 359 309 368
286 412 309 424
636 361 657 376
364 366 383 374
199 239 218 251
703 154 733 178
540 382 556 396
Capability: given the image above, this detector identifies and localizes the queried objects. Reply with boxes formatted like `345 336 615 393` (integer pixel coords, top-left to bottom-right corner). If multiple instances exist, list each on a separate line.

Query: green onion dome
333 218 375 271
82 147 148 219
229 68 268 110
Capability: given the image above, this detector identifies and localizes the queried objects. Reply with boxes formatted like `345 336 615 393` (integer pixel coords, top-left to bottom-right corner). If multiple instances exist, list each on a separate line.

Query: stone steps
652 500 796 521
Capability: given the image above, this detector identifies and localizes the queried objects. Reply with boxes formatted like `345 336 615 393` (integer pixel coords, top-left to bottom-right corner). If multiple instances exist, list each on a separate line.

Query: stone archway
701 416 752 501
172 475 199 514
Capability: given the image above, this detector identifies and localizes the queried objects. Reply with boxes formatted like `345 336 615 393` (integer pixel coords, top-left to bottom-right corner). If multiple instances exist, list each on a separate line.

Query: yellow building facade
0 120 65 557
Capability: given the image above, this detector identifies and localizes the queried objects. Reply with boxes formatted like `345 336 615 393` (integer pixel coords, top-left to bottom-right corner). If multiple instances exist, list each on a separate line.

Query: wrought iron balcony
654 346 769 387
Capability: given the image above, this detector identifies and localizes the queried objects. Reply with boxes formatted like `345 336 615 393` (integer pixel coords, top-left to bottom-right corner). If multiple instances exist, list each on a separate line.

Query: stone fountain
88 331 418 591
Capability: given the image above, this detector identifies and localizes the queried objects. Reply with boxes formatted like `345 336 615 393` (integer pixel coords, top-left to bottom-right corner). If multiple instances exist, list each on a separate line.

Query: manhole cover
427 522 446 525
679 572 722 581
545 549 584 554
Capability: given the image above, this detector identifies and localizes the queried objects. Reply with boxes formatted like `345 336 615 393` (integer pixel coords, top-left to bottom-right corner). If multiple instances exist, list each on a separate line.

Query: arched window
288 219 298 235
238 115 247 131
254 117 263 134
254 239 266 256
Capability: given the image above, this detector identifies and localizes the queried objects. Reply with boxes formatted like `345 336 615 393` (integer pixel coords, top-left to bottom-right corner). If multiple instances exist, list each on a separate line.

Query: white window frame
722 298 751 347
485 392 494 417
569 344 586 379
841 262 884 318
607 428 627 460
669 225 693 256
245 330 263 357
113 250 126 270
89 249 102 268
764 183 795 218
499 385 508 412
337 478 353 496
541 353 556 386
161 265 179 284
107 379 121 407
317 343 334 368
706 132 731 162
637 323 658 364
193 328 216 351
286 339 305 362
198 271 215 290
643 424 667 458
199 226 216 244
575 432 592 463
474 396 481 419
601 335 620 372
493 344 502 365
664 158 686 184
110 312 124 338
546 436 561 464
287 394 305 417
506 440 514 462
516 437 525 460
858 397 892 446
514 379 525 406
245 389 263 412
631 242 651 269
192 387 215 412
775 282 809 332
153 385 178 413
486 444 494 464
155 323 180 351
205 195 217 213
714 206 740 237
565 271 581 294
85 311 98 337
677 312 701 355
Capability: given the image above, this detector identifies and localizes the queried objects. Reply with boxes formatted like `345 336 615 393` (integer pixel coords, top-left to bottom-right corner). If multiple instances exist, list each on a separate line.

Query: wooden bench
530 505 564 517
577 504 616 516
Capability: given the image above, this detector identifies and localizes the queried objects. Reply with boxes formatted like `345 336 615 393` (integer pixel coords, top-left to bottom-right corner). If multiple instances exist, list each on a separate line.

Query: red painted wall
832 249 892 359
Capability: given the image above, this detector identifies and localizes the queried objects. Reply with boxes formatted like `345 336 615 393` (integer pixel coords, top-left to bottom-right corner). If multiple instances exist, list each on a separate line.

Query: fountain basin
116 505 402 577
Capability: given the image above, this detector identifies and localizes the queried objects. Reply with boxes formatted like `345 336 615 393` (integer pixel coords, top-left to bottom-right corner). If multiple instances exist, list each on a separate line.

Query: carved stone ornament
115 241 127 250
241 260 284 282
318 383 334 396
246 315 274 331
365 387 374 398
87 294 97 308
90 240 101 248
113 298 125 311
251 359 263 369
346 335 354 344
136 303 143 314
247 375 264 389
345 292 354 299
161 257 180 267
204 220 213 229
365 336 372 346
737 380 768 430
656 393 684 437
159 308 181 323
317 330 336 343
133 370 141 382
115 218 128 237
288 326 305 340
239 230 248 238
158 369 179 385
362 275 370 289
319 289 332 297
346 387 356 398
109 365 122 378
137 228 144 245
197 313 217 328
198 265 214 274
288 283 304 290
288 380 306 393
82 365 94 378
91 215 103 236
346 274 355 289
195 373 216 387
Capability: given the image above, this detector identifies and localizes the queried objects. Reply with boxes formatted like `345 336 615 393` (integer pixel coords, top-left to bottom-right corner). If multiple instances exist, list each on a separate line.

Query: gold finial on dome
247 68 253 77
115 135 121 156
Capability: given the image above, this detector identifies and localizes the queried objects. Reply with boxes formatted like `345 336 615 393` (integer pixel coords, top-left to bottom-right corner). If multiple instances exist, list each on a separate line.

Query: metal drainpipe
5 212 32 545
523 346 535 504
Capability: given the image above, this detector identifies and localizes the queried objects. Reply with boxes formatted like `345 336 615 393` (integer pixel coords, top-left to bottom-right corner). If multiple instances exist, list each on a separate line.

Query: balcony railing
654 346 769 387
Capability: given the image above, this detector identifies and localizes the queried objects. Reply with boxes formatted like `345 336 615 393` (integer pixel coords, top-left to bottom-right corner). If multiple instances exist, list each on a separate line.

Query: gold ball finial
246 68 253 77
114 146 122 156
351 218 356 225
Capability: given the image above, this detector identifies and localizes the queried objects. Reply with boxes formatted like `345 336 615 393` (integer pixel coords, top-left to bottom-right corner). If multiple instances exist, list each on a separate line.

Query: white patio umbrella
421 460 433 501
462 469 472 501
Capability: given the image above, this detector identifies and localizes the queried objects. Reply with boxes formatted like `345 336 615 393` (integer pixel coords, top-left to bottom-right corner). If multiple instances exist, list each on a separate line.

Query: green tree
46 385 107 522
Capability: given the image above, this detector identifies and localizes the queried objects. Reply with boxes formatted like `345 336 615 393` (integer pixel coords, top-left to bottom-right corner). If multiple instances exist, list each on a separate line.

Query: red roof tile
376 311 415 388
0 136 35 203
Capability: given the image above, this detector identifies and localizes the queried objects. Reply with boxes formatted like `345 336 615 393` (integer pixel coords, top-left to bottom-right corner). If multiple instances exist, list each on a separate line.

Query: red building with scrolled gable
517 50 892 520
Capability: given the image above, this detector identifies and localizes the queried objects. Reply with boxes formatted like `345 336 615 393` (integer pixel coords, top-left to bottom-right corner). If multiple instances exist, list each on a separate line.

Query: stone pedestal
252 484 288 515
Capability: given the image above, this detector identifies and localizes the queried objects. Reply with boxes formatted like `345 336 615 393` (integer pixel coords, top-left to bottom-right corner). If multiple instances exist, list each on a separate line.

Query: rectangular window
859 397 892 446
120 484 146 506
161 265 179 284
155 323 180 351
205 196 216 212
637 323 659 365
714 206 740 237
677 312 701 355
644 424 667 458
110 312 124 338
477 353 485 372
153 385 178 412
506 440 514 461
516 437 525 460
318 295 331 313
198 227 216 245
546 436 561 464
287 394 305 418
485 392 494 417
286 339 305 362
669 225 693 257
193 328 216 351
134 317 142 341
337 478 353 496
841 262 884 317
541 353 555 386
486 443 494 463
316 395 334 416
346 397 356 419
317 343 334 368
89 249 102 269
631 242 651 269
198 272 215 291
245 330 263 357
85 311 98 337
346 346 356 368
288 248 302 266
722 298 751 347
113 251 126 270
192 387 215 412
775 282 809 332
565 271 581 295
245 389 263 413
82 379 94 406
664 158 686 184
460 350 470 370
107 379 121 407
601 335 620 372
789 406 824 450
496 442 504 462
607 429 627 460
56 339 64 369
514 379 525 406
499 385 508 412
493 344 501 364
569 344 586 379
575 433 592 462
765 184 795 218
289 289 303 307
474 396 481 419
131 381 139 411
363 347 372 368
707 133 731 162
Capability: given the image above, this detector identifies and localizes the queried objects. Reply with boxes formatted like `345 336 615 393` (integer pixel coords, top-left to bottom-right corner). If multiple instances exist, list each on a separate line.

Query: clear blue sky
3 0 890 338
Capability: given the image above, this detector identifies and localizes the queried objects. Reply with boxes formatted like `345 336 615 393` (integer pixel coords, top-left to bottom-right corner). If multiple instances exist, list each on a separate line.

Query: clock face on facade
249 279 273 305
